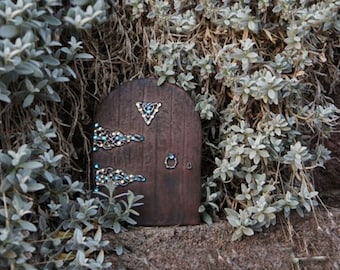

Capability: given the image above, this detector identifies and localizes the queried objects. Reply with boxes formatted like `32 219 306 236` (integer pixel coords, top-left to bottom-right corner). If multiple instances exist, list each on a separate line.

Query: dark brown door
92 78 201 225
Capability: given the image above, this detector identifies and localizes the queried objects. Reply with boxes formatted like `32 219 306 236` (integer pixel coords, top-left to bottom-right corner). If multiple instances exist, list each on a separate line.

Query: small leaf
42 55 60 66
42 15 62 26
201 212 213 225
0 25 18 38
18 220 37 232
115 244 123 256
27 182 45 192
198 205 206 213
76 53 93 59
16 62 34 75
242 226 254 236
96 249 105 264
113 221 121 233
0 93 10 103
20 161 43 169
23 94 34 108
94 226 102 242
227 215 241 227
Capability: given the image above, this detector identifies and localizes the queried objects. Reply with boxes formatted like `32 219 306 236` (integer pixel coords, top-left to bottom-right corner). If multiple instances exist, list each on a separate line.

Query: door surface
92 78 202 225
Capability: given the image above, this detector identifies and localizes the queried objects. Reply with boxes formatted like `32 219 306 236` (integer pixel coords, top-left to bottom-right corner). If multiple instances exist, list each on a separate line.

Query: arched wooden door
92 78 202 225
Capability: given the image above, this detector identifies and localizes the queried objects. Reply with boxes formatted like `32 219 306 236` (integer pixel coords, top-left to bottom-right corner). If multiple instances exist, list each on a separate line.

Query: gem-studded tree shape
136 101 162 125
92 123 144 152
94 163 146 190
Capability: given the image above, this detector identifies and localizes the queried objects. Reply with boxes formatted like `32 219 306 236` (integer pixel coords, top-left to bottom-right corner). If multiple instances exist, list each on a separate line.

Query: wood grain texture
93 78 202 225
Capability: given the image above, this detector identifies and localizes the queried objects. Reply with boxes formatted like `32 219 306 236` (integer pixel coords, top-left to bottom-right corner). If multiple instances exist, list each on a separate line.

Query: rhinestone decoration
94 163 146 189
92 123 144 152
136 101 162 126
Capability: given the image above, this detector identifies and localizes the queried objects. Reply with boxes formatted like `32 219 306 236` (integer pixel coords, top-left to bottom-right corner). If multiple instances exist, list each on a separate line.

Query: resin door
92 78 201 225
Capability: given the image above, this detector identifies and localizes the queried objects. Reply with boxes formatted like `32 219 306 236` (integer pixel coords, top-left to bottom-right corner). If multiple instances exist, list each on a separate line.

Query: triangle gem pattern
136 101 162 126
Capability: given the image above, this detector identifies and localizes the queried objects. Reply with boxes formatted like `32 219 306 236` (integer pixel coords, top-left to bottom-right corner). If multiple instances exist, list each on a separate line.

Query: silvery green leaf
42 14 62 26
226 214 241 227
16 62 35 75
0 25 18 38
42 55 60 66
248 20 258 32
231 228 243 241
115 244 123 256
208 202 220 211
39 216 48 231
75 53 93 59
242 226 254 236
96 249 105 265
0 93 10 103
28 181 44 192
125 217 137 225
198 205 206 213
201 212 213 225
113 221 121 233
0 152 12 166
18 220 37 232
20 161 43 169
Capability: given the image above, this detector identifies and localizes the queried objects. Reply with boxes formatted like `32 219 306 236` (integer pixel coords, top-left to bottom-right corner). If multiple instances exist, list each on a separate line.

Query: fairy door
92 78 202 225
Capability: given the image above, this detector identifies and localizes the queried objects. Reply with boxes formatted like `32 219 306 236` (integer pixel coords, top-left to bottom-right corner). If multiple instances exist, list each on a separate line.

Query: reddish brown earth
106 95 340 270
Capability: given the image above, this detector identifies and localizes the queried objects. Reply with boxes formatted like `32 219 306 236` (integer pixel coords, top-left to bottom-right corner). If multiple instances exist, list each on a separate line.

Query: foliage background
0 0 339 269
78 0 340 239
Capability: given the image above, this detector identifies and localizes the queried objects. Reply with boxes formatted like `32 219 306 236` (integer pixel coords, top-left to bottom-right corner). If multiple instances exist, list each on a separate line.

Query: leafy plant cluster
2 1 338 268
0 0 143 269
123 0 340 240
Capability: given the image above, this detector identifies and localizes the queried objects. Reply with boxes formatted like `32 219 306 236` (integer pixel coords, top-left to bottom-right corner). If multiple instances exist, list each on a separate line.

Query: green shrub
121 0 340 240
0 1 143 269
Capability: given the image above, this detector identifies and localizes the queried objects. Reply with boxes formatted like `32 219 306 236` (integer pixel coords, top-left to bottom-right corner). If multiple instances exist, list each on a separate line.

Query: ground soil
106 94 340 270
